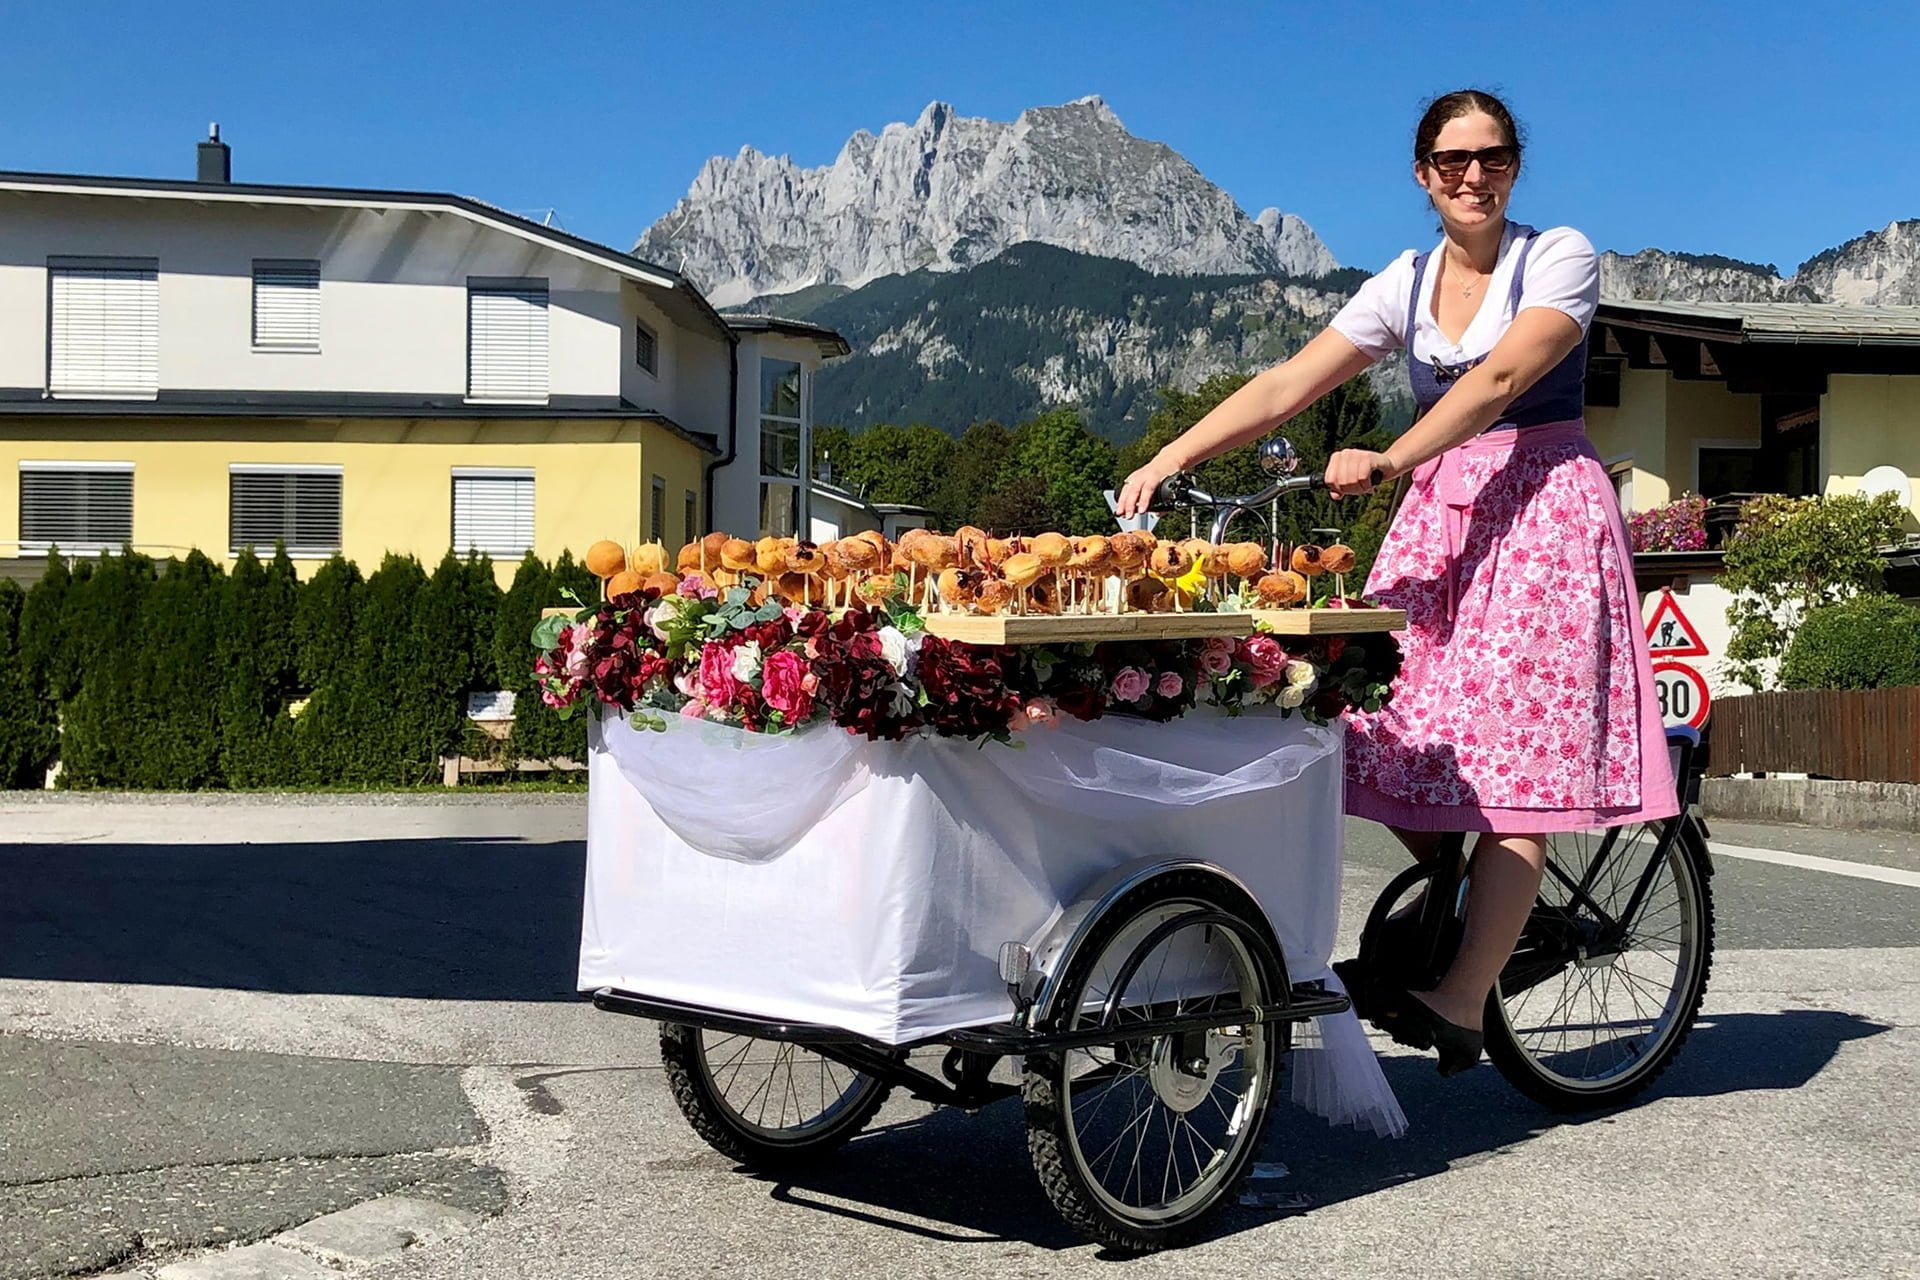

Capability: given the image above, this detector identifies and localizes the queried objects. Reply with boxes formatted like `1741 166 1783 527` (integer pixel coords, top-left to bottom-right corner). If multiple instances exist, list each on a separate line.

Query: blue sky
4 1 1915 276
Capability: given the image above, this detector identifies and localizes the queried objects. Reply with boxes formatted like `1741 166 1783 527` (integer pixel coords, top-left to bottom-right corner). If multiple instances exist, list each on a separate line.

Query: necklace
1448 253 1488 300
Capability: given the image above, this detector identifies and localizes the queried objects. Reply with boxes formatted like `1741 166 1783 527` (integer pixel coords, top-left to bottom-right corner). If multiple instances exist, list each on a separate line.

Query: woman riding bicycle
1116 89 1678 1077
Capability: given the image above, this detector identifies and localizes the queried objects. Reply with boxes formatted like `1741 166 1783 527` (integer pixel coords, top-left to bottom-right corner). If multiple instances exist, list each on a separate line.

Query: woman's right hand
1115 455 1181 519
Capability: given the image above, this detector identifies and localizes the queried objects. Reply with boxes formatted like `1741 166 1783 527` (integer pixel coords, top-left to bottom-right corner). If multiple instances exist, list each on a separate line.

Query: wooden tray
922 611 1258 645
1249 607 1406 634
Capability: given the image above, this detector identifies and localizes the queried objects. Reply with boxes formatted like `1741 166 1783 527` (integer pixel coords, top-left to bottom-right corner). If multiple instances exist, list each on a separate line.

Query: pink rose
1241 635 1288 689
1022 698 1057 729
1155 672 1184 699
1110 667 1150 703
1198 637 1235 675
677 574 718 600
680 698 708 719
760 649 814 722
698 642 739 707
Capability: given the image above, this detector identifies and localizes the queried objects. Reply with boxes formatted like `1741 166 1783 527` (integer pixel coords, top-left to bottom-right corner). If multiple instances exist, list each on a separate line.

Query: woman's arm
1114 328 1375 516
1325 306 1587 495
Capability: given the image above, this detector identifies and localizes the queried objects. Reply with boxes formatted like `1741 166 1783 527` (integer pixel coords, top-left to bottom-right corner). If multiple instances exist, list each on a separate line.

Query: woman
1115 89 1676 1076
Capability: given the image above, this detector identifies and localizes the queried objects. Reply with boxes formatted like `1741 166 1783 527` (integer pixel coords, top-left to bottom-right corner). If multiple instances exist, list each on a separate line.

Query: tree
823 422 957 511
982 406 1117 535
509 551 592 766
122 551 226 789
0 580 57 789
59 550 159 787
932 421 1013 529
1720 493 1909 690
220 546 301 787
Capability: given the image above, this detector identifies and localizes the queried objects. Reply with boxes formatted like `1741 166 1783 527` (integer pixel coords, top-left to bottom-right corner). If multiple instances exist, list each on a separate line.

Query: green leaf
530 614 569 651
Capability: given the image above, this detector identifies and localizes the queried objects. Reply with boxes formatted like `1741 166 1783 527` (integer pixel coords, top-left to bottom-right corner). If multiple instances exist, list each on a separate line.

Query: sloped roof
1598 300 1920 345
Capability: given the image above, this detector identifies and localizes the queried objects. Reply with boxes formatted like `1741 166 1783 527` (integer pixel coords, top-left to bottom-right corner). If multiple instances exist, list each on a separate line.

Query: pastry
1321 544 1357 574
642 571 679 595
585 540 626 579
975 579 1014 614
1225 542 1268 579
955 525 992 569
1001 552 1045 590
720 538 756 572
1290 544 1327 577
1127 576 1171 612
755 536 788 576
1030 531 1072 568
1255 570 1309 607
937 567 979 609
631 542 669 576
606 569 645 599
1149 542 1194 579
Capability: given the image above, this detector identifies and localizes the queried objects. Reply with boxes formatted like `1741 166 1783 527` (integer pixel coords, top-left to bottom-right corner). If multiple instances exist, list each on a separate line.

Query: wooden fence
1710 687 1920 784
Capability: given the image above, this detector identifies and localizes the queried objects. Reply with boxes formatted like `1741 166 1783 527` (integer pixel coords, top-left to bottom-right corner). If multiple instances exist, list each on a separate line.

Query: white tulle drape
580 706 1405 1139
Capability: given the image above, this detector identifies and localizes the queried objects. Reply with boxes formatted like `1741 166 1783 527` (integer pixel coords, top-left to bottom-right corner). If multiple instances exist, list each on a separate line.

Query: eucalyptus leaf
530 614 570 651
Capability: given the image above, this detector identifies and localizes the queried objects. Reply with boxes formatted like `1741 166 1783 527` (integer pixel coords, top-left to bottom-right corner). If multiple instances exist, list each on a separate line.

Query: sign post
1645 589 1711 728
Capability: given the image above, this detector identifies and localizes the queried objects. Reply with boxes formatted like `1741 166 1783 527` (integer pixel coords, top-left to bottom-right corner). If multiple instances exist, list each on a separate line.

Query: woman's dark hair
1413 89 1525 167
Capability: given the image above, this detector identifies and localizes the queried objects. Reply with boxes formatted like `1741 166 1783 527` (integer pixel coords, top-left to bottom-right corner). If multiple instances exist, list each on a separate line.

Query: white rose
1279 685 1306 709
730 641 763 683
1285 659 1318 689
647 596 685 641
877 626 912 677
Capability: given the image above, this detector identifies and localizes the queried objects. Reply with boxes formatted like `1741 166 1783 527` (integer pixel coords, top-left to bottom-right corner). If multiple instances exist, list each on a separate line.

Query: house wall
0 417 705 585
1664 377 1762 498
1822 374 1920 526
1588 367 1674 510
0 191 640 401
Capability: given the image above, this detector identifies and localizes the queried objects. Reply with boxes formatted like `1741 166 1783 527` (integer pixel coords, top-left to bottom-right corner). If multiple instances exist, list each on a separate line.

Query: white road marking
1709 842 1920 889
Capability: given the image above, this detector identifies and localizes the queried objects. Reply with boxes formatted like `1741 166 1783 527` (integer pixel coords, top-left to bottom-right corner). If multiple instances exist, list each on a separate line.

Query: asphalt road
2 796 1915 1280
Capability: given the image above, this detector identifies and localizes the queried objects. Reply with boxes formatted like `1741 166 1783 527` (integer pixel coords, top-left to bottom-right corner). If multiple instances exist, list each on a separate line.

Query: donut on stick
1001 551 1045 615
1322 543 1357 603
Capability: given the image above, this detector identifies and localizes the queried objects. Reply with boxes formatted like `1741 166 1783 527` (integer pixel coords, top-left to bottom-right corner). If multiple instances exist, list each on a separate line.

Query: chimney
197 123 230 183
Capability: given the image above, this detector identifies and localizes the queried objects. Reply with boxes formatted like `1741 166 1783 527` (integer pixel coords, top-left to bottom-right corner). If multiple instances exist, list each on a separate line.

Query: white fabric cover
580 706 1405 1138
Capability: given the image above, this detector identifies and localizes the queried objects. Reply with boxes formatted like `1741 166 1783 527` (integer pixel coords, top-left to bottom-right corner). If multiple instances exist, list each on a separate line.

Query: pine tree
292 555 363 784
60 550 159 787
0 581 57 789
124 552 225 788
220 546 301 787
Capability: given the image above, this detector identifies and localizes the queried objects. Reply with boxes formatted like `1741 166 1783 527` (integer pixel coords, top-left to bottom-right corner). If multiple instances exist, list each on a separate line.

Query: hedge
0 544 591 789
1779 594 1920 692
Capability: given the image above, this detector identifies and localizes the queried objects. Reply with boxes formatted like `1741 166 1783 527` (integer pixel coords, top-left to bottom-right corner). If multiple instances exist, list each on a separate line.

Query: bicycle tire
1483 816 1715 1111
659 1022 891 1168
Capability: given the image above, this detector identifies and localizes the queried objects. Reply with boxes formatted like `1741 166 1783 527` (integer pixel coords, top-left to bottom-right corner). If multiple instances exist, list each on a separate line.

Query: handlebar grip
1147 471 1200 512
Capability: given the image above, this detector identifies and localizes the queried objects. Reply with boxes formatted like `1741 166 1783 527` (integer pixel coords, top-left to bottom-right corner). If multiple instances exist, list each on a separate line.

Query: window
18 462 133 554
684 490 698 546
252 260 320 350
759 358 806 536
452 468 534 558
650 475 666 543
1697 445 1761 500
48 258 159 399
1606 459 1634 512
467 280 549 403
230 465 342 556
635 320 658 374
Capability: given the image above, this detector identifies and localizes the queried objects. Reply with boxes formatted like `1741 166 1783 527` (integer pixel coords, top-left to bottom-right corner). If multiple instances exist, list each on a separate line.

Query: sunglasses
1423 145 1518 179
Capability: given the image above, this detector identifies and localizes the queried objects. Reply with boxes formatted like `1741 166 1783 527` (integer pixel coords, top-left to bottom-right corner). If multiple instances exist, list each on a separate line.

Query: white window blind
468 283 549 403
230 467 342 556
253 261 320 349
49 263 159 399
452 470 535 558
18 462 133 554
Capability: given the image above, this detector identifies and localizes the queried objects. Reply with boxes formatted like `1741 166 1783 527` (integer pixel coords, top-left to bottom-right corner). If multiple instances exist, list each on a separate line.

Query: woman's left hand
1325 449 1396 498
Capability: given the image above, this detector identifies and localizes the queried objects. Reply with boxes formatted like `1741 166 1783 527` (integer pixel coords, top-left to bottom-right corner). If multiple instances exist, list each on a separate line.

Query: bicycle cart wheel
1024 870 1287 1253
659 1023 891 1168
1484 817 1714 1111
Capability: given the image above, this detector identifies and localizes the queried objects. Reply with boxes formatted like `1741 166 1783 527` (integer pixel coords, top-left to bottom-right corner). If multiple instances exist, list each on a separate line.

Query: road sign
1651 660 1711 729
1646 589 1710 658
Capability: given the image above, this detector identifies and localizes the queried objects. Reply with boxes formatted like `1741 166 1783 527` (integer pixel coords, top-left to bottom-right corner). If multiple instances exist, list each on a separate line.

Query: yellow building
0 130 849 586
1585 301 1920 692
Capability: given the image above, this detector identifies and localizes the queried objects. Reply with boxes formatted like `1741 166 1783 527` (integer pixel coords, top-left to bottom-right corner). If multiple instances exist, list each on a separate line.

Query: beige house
1585 301 1920 691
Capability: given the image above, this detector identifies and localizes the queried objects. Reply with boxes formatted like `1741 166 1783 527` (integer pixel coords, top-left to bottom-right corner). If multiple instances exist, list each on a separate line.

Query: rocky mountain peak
637 98 1338 306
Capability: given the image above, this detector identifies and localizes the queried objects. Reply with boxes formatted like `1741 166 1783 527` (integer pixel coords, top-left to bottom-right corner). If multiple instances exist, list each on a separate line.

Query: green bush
17 554 76 703
0 580 58 788
60 550 159 787
118 552 227 789
220 546 301 787
508 550 592 765
290 556 362 783
1779 595 1920 691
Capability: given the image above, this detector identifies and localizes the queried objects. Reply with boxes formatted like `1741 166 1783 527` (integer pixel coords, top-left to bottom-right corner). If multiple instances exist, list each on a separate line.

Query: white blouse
1330 222 1600 366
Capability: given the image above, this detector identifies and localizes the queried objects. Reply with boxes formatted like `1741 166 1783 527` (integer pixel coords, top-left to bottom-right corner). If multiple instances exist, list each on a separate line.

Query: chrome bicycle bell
1259 437 1299 477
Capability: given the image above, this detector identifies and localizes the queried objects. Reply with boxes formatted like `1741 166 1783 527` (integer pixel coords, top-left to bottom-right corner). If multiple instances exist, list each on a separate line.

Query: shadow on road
0 838 587 1000
746 1008 1890 1253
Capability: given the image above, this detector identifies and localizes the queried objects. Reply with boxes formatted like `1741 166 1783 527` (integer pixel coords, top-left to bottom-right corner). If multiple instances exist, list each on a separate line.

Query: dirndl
1344 420 1678 833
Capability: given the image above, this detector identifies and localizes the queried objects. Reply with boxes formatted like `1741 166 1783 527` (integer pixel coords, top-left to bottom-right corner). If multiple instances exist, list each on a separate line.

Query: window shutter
229 469 342 555
253 262 320 348
468 285 549 403
636 321 658 374
49 266 159 399
452 471 535 557
18 464 134 553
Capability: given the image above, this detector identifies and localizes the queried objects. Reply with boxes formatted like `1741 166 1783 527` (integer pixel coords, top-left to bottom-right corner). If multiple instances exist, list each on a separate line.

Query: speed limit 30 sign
1651 660 1711 729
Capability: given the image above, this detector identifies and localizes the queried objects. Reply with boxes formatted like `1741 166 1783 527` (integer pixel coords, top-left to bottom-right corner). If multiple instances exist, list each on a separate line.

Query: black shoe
1368 983 1484 1077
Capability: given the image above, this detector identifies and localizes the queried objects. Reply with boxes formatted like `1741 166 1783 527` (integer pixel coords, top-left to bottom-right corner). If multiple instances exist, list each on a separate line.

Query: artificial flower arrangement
531 566 1401 746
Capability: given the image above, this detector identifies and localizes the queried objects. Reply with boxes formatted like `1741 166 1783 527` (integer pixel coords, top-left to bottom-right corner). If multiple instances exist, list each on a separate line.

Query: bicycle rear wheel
1484 816 1714 1110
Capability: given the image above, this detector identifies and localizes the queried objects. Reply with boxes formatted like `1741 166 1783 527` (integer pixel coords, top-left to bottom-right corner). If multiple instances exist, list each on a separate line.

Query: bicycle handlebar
1147 467 1386 544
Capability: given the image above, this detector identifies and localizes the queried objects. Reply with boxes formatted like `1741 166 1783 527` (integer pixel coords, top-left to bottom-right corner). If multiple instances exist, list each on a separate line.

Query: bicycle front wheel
1484 816 1714 1111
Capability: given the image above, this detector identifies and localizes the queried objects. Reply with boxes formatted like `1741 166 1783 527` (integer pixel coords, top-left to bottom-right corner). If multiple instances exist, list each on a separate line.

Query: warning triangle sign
1645 590 1710 658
